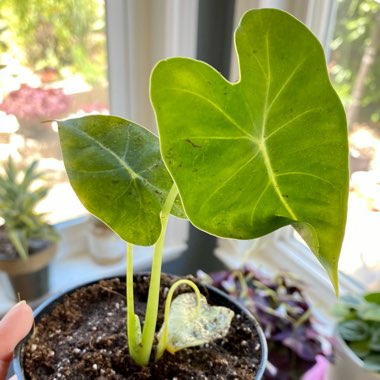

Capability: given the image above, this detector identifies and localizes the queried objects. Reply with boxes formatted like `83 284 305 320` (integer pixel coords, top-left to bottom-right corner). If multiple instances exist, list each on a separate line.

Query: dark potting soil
23 275 262 379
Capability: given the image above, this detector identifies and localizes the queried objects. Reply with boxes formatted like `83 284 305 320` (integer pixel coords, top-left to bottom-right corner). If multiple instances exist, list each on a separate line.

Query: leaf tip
293 222 340 296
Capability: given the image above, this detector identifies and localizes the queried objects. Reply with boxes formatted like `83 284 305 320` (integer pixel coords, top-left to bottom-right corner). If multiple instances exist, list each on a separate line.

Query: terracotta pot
0 243 56 302
13 274 267 379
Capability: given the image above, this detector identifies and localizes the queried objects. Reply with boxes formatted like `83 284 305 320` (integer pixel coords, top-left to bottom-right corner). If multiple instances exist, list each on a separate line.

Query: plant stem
126 242 142 364
138 183 179 365
155 279 201 361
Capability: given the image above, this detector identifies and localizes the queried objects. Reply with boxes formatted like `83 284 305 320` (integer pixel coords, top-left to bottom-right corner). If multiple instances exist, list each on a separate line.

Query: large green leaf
58 115 184 246
151 9 349 291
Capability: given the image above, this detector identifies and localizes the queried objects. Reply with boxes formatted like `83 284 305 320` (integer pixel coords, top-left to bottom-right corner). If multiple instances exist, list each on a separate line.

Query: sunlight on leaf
151 9 349 292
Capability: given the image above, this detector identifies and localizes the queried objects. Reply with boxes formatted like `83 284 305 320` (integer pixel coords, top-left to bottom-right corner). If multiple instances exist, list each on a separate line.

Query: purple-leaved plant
199 268 332 380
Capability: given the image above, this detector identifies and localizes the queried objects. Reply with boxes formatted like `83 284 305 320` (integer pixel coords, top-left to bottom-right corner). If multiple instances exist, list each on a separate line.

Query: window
1 0 376 294
329 0 380 290
0 0 109 223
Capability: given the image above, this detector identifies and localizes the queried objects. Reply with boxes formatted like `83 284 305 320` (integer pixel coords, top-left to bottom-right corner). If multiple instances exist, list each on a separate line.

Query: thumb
0 301 33 379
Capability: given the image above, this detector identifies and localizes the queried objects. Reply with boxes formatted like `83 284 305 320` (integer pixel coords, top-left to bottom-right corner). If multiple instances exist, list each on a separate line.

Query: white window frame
105 0 199 132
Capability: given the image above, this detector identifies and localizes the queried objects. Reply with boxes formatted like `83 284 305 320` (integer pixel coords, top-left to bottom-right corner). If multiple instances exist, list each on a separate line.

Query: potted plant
0 157 59 302
14 8 348 379
199 268 333 380
327 291 380 380
86 215 125 265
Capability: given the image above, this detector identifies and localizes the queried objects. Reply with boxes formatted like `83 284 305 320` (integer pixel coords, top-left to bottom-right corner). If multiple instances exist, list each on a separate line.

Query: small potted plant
86 215 125 265
14 8 348 379
0 157 59 302
199 268 333 380
327 291 380 380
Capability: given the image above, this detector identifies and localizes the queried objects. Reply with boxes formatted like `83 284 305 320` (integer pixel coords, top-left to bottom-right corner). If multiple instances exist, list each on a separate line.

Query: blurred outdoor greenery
0 0 107 86
330 0 380 127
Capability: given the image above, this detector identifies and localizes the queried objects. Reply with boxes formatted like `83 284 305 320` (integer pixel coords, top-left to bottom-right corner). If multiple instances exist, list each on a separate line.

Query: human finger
0 301 33 380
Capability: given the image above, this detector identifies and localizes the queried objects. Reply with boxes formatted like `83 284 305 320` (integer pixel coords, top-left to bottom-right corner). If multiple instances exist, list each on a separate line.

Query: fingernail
10 300 27 312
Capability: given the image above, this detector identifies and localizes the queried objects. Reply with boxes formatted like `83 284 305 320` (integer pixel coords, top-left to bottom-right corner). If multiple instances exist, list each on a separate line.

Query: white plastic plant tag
157 292 234 354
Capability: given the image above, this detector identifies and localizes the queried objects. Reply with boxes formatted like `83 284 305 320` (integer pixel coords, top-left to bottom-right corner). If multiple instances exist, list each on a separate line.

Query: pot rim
13 273 268 379
0 242 56 275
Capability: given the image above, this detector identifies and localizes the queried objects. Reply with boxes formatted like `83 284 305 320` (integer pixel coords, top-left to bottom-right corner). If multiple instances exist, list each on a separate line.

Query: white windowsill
0 216 188 316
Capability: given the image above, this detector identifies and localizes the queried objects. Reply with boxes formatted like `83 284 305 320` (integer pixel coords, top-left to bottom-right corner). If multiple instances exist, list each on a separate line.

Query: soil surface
22 274 262 379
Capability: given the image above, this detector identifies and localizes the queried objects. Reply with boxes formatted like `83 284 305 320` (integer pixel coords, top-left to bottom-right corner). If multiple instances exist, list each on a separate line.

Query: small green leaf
58 115 184 246
339 320 370 342
332 303 358 320
348 340 370 358
369 327 380 351
364 292 380 305
157 292 234 354
151 9 348 292
359 303 380 322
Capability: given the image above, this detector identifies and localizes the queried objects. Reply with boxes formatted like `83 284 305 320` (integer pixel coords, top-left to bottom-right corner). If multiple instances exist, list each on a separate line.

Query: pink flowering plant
0 84 71 125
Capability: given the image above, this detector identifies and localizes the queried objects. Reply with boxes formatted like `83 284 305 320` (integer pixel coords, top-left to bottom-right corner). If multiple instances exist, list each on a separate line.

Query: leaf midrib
160 39 316 223
260 34 297 221
69 126 165 196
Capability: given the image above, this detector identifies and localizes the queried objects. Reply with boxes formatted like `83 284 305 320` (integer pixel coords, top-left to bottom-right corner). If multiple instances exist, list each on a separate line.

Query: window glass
328 0 380 288
0 0 108 223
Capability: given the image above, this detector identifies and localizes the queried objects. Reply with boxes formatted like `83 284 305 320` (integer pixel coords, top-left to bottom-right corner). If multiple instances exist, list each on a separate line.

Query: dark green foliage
334 291 380 372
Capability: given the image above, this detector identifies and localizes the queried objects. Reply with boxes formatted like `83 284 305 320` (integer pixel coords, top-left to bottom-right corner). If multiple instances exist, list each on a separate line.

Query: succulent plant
0 157 59 260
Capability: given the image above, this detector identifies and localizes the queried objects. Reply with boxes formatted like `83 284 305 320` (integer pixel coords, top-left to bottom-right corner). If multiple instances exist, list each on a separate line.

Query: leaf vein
267 58 307 113
162 87 256 142
276 171 336 189
265 108 322 141
72 127 164 195
200 151 260 212
250 181 270 224
179 136 254 142
261 35 297 221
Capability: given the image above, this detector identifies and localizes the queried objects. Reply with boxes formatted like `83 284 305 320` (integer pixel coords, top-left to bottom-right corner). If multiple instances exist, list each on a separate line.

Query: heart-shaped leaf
151 9 349 291
58 115 184 246
157 292 234 354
